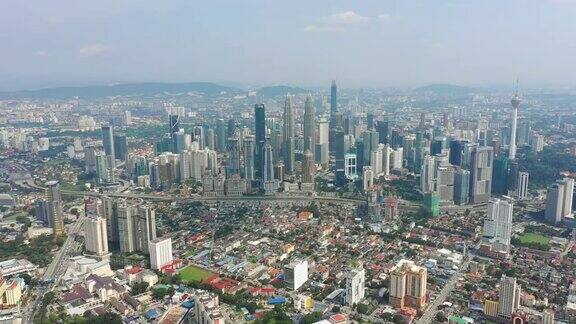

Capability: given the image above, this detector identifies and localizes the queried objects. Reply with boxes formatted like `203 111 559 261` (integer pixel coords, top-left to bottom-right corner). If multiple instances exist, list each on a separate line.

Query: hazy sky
2 0 576 90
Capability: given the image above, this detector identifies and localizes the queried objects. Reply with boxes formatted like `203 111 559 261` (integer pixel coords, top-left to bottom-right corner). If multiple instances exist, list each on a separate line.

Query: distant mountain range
0 81 479 100
414 84 475 95
0 82 242 100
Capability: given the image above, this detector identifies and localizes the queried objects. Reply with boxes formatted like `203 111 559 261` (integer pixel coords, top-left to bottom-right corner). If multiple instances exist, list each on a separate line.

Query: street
22 215 85 323
416 256 471 324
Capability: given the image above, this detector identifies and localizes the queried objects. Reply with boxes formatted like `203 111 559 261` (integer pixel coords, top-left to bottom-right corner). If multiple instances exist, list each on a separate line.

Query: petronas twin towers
282 93 316 177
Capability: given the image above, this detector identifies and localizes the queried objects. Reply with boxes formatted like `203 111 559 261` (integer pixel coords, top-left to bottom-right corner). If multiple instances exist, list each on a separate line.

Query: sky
2 0 576 90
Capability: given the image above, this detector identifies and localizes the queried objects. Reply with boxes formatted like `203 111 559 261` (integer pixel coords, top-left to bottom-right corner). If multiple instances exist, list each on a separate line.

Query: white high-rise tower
509 88 521 160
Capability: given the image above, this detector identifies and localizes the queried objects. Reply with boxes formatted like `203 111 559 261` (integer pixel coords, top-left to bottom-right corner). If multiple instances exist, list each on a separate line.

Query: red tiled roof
61 284 92 304
125 266 143 275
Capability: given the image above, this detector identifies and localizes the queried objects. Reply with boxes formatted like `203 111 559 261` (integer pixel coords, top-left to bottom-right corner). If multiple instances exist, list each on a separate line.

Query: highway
61 190 368 205
416 256 472 324
22 215 85 323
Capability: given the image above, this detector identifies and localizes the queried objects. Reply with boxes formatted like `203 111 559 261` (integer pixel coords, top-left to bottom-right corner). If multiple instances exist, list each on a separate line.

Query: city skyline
1 2 575 323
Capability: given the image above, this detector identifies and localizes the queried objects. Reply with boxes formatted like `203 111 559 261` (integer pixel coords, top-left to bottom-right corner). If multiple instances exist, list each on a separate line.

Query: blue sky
2 0 576 90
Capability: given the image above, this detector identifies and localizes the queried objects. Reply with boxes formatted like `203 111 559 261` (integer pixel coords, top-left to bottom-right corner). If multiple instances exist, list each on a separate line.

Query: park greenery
0 234 65 267
519 146 576 189
512 232 551 251
179 265 214 282
253 305 292 324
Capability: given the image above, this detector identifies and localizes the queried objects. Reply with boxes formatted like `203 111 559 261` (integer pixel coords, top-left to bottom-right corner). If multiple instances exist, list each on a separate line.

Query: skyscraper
449 139 467 166
454 169 470 205
101 125 114 156
329 80 340 153
316 117 329 165
334 128 346 185
206 128 215 150
243 135 255 181
498 276 521 320
301 150 315 184
101 125 115 169
169 114 180 153
389 260 427 310
330 80 337 114
517 171 529 200
193 125 205 150
263 140 274 183
84 216 109 256
377 120 389 144
226 135 241 177
45 180 64 238
136 206 157 253
482 198 513 253
169 114 180 134
113 133 128 162
117 202 137 253
283 95 295 174
470 146 494 203
420 155 435 193
216 118 226 151
545 178 574 224
254 104 266 180
363 166 374 191
227 118 236 139
346 267 365 306
303 94 316 159
509 92 521 160
492 155 509 195
362 130 379 166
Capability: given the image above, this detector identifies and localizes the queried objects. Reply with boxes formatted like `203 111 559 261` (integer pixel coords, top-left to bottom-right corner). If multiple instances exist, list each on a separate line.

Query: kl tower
509 82 521 160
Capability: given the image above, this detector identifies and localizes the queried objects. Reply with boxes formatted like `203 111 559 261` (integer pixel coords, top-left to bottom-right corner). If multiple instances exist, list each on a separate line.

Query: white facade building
482 198 513 253
498 276 521 319
363 166 374 191
148 237 173 270
346 267 365 306
84 217 109 256
284 259 308 290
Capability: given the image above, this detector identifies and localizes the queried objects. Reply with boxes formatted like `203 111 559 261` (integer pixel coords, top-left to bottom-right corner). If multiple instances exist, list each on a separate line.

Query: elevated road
61 190 368 205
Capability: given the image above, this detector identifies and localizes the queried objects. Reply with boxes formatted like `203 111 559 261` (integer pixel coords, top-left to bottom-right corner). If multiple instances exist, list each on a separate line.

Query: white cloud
78 43 112 57
305 11 368 33
321 11 369 25
36 50 47 56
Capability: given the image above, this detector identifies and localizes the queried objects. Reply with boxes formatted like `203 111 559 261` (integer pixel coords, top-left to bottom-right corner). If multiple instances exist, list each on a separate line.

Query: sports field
518 232 550 245
179 265 214 282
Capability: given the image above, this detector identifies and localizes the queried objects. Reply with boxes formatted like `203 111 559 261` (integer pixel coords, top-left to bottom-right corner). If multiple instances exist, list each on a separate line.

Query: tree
392 314 405 324
302 311 323 324
152 287 168 299
253 306 291 324
355 303 370 315
19 273 33 286
131 281 149 295
167 286 176 297
435 312 448 322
